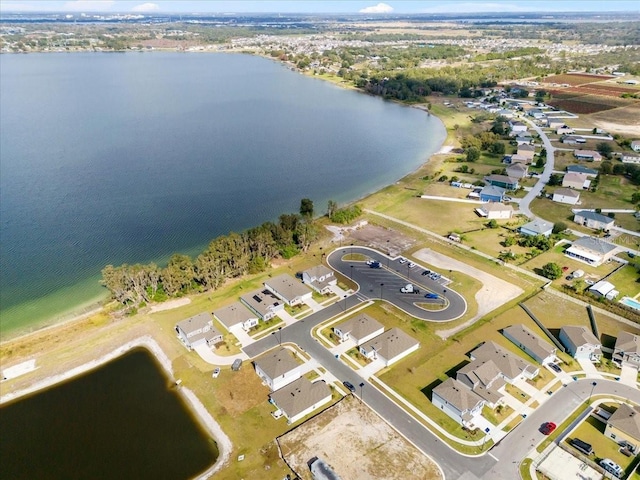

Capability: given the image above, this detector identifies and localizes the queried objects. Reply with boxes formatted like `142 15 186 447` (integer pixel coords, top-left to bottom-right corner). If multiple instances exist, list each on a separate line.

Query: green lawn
606 264 640 299
506 383 531 402
482 404 514 426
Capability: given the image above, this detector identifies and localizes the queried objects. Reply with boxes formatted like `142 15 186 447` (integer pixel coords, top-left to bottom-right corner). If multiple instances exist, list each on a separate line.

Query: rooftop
518 144 535 152
553 188 580 198
480 203 514 213
615 331 640 355
567 165 598 175
480 185 506 197
360 327 419 361
571 236 618 255
563 172 588 184
266 273 311 301
470 341 538 380
608 403 640 442
213 302 256 329
433 378 484 413
269 377 331 420
520 219 553 234
485 174 518 185
336 314 384 342
575 210 614 224
254 348 300 379
240 288 282 317
176 312 212 335
503 324 556 361
560 325 601 348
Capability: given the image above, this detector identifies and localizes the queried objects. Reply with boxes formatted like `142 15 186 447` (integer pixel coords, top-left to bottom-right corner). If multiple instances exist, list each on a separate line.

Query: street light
272 327 282 346
350 265 354 280
343 294 348 312
588 381 597 404
380 283 384 300
359 382 365 403
443 289 447 305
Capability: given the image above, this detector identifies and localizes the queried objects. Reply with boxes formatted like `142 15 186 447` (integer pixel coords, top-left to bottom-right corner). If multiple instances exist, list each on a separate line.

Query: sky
1 0 638 14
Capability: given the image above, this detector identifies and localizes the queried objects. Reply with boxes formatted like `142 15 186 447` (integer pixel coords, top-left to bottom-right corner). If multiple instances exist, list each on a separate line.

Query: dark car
369 261 381 269
541 422 557 435
343 381 356 393
425 293 439 299
549 363 562 373
421 270 431 276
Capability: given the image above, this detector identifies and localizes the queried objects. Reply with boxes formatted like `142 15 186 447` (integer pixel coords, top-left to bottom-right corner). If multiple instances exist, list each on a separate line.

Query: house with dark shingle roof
240 288 284 321
605 403 640 453
479 185 506 202
432 378 485 427
254 348 301 391
269 377 332 424
566 165 598 177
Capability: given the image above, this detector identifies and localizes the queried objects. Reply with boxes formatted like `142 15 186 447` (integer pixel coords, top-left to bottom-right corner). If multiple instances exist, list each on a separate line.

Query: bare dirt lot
278 396 442 480
347 223 417 258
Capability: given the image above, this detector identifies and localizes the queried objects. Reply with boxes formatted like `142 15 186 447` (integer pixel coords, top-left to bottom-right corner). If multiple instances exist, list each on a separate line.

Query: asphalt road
326 246 467 321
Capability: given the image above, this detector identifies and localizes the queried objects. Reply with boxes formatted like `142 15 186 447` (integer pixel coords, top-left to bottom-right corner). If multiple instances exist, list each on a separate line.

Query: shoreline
0 335 232 478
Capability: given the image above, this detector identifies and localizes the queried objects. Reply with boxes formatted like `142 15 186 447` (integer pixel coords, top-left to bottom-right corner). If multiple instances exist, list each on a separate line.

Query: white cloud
62 0 115 11
359 2 394 14
131 2 158 12
421 3 528 13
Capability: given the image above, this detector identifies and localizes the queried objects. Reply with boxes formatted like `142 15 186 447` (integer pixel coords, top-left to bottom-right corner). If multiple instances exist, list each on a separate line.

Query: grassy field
606 264 640 299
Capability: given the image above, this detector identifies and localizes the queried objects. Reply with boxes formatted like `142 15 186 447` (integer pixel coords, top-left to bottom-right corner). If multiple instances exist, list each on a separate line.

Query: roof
518 144 535 152
574 149 602 159
507 163 527 173
574 210 614 224
480 203 514 213
336 314 384 342
480 185 506 198
240 288 282 317
520 219 553 234
615 331 640 355
553 188 580 198
589 280 616 296
485 174 518 185
503 324 556 361
433 378 484 413
571 236 618 255
269 377 331 420
303 265 333 280
457 359 506 405
560 325 601 348
360 328 419 361
213 302 256 329
176 312 213 336
254 348 300 379
607 403 640 441
470 341 538 380
567 165 598 175
563 172 587 184
265 273 310 301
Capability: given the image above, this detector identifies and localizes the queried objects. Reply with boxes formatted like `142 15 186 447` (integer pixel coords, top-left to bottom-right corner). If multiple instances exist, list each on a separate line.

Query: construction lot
278 395 442 480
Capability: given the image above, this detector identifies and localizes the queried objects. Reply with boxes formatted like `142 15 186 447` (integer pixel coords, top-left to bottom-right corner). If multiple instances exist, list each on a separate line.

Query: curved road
327 246 467 321
518 115 556 219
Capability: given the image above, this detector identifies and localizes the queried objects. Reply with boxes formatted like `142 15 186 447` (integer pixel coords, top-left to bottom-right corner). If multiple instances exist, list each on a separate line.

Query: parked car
408 262 416 269
369 261 381 269
600 458 623 478
212 367 221 378
399 257 407 264
425 293 439 299
541 422 557 435
549 363 562 373
400 284 420 294
421 270 431 276
585 279 595 286
570 438 593 455
343 381 356 393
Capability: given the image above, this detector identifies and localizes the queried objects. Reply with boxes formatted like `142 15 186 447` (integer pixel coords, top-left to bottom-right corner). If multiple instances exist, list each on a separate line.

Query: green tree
487 219 499 229
327 200 338 218
553 222 567 234
489 142 506 155
631 192 640 205
300 198 314 218
466 147 480 162
548 173 562 186
600 161 613 175
596 142 613 160
541 262 562 280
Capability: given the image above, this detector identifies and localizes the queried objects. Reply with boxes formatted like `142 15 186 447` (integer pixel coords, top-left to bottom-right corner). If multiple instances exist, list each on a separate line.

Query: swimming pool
620 297 640 311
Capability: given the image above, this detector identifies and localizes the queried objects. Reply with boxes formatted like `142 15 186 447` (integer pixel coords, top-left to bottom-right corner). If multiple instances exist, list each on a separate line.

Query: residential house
479 185 506 203
565 236 618 266
546 118 565 129
269 377 332 424
240 288 284 321
573 210 615 231
510 154 531 165
589 280 620 300
604 404 640 453
567 165 598 177
175 312 223 350
559 326 602 362
562 135 586 145
552 188 580 205
333 314 384 346
556 125 574 135
621 153 640 164
574 150 603 162
506 163 528 179
613 331 640 368
475 203 514 220
264 274 312 307
432 378 485 427
497 109 514 118
528 108 546 119
516 131 533 145
520 219 553 237
469 341 539 382
484 174 519 190
359 328 420 367
254 348 301 391
213 302 259 332
517 144 536 162
562 172 590 190
302 265 336 295
503 324 557 364
631 140 640 152
456 359 506 408
509 120 528 134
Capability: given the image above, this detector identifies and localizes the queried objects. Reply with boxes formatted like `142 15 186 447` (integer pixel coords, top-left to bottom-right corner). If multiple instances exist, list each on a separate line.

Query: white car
212 367 221 378
408 262 416 268
398 257 407 264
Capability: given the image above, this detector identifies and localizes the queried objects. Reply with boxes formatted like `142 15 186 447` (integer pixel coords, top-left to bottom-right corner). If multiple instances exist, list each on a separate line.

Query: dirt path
413 248 524 338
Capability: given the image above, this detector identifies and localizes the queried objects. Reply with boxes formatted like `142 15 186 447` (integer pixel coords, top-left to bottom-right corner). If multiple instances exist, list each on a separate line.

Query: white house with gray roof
432 378 485 427
520 219 553 237
559 325 602 362
359 328 419 367
573 210 614 231
302 265 336 295
269 377 332 424
264 274 312 306
613 331 640 368
605 403 640 453
552 188 580 205
240 288 284 321
456 359 506 408
213 302 259 332
175 312 223 350
565 236 618 266
254 348 301 391
334 314 384 346
503 324 557 364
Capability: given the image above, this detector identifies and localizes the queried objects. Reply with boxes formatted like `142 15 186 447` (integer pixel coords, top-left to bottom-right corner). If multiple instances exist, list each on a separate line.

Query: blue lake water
0 52 445 337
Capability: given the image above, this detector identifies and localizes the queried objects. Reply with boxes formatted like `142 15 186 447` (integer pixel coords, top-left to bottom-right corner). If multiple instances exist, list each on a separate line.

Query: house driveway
513 377 540 398
328 284 349 298
277 310 298 326
620 363 638 387
193 343 248 366
577 358 602 379
470 414 495 437
229 325 254 348
357 358 386 380
502 392 528 413
303 297 323 313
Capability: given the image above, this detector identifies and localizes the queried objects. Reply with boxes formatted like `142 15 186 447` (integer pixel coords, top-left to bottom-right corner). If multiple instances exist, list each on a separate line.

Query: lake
0 348 219 479
0 52 445 338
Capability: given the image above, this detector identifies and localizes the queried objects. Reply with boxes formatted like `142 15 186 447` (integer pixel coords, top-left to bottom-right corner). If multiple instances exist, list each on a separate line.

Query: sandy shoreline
0 335 232 478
